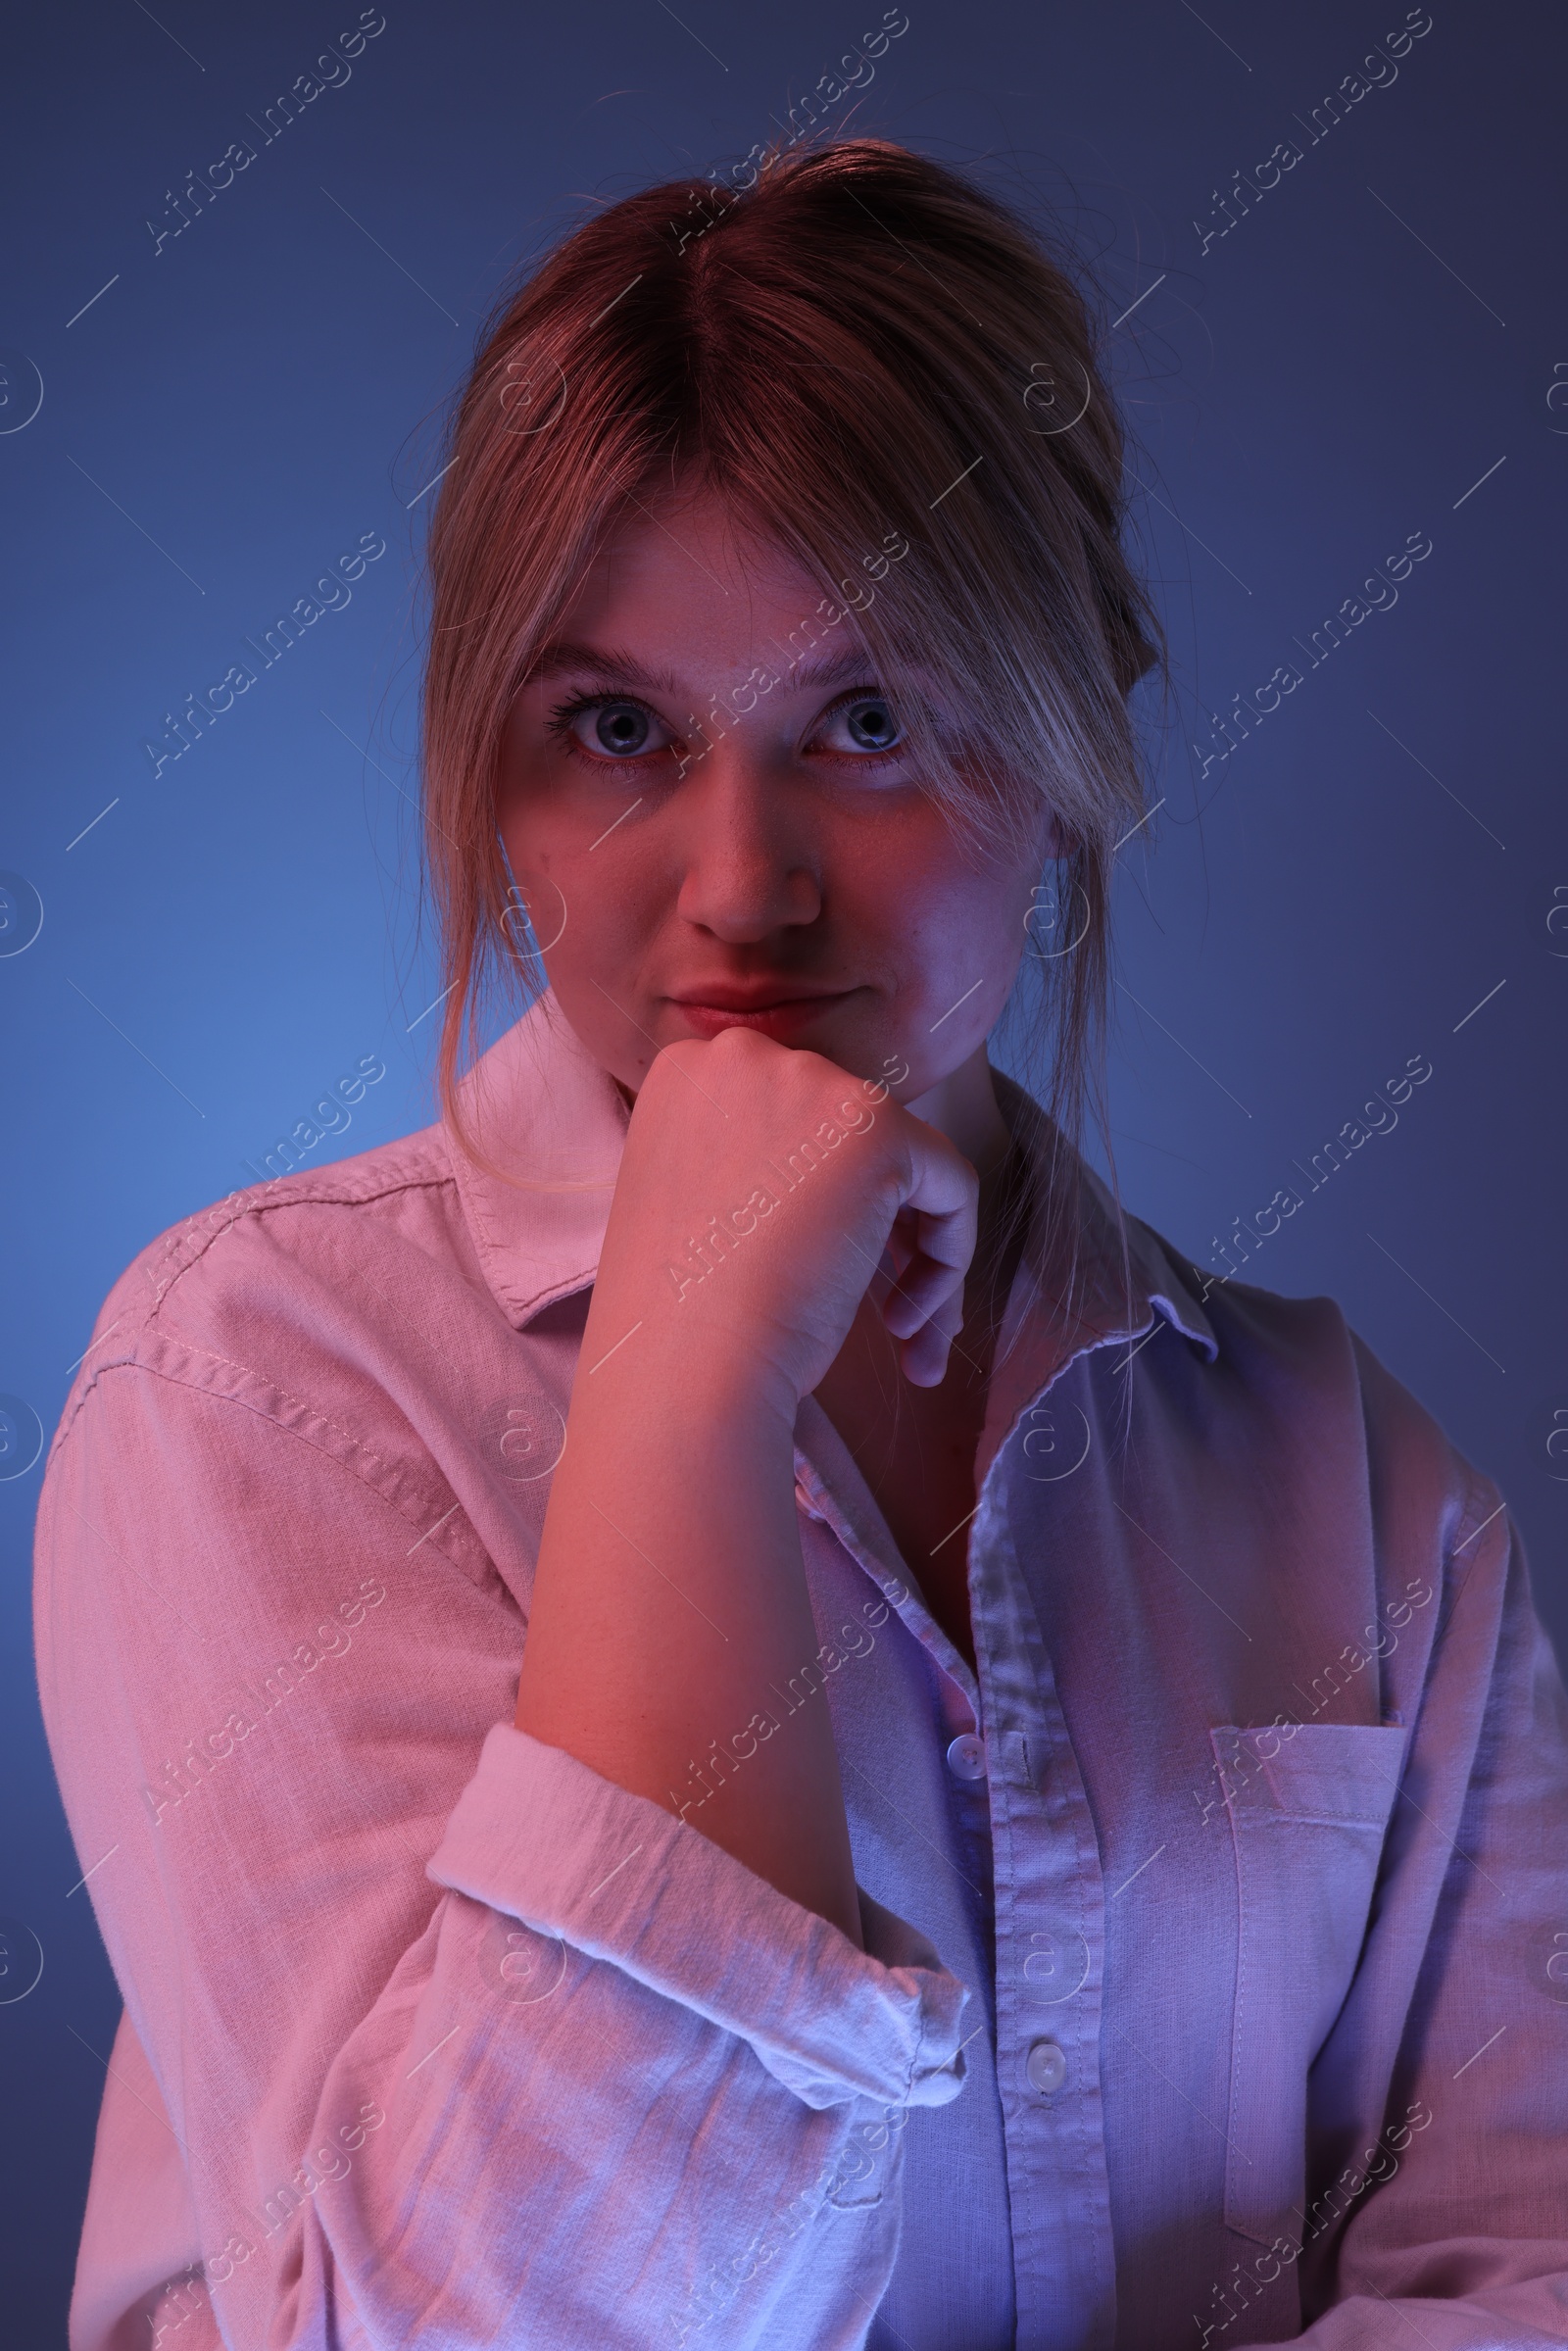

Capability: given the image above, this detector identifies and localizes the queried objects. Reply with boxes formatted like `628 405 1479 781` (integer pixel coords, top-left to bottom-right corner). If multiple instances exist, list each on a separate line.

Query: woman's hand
515 1028 978 1943
591 1026 980 1408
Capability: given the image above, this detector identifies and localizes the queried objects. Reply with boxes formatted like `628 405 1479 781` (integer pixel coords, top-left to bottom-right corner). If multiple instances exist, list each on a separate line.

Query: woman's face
496 480 1056 1136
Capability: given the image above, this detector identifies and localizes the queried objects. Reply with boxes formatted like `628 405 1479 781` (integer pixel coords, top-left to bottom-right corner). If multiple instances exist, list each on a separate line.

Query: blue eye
811 692 906 759
550 694 674 763
842 697 901 752
584 700 654 756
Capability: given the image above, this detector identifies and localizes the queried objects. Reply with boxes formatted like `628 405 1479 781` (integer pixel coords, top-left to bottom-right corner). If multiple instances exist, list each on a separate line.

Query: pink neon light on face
496 480 1056 1111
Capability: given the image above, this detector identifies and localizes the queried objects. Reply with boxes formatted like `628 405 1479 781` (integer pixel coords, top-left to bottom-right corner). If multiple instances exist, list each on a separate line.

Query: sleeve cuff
427 1721 971 2111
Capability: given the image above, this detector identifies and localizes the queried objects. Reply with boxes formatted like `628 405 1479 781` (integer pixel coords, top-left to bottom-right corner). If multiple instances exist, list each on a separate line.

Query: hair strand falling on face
421 134 1163 1325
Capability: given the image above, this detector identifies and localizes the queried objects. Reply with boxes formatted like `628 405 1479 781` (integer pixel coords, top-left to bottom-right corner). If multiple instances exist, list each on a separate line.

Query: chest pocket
1211 1721 1407 2245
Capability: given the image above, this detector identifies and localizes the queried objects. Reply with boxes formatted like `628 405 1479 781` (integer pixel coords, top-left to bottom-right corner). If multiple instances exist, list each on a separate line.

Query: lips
664 987 858 1041
667 986 851 1012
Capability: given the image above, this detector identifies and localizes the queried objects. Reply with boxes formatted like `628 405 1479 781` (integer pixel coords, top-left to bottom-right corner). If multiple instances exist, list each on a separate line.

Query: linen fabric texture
32 991 1568 2350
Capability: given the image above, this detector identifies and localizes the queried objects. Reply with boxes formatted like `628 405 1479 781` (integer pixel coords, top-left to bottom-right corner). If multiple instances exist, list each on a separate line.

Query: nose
672 747 822 942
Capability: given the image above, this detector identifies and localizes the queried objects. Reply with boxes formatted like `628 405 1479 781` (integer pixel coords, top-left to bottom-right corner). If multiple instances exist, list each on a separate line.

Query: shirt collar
445 990 1217 1381
973 1067 1217 1495
445 990 631 1330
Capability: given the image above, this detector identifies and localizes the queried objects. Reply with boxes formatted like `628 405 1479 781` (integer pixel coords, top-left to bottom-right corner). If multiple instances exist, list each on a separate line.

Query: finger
880 1238 965 1340
899 1126 976 1261
876 1126 975 1345
878 1183 974 1338
875 1211 918 1287
897 1282 964 1387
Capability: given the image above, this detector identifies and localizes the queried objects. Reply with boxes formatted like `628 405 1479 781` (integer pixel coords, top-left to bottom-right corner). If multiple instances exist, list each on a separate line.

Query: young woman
35 139 1568 2351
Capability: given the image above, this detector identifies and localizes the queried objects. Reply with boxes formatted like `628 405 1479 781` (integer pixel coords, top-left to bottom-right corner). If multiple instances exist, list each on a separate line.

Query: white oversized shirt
32 989 1568 2349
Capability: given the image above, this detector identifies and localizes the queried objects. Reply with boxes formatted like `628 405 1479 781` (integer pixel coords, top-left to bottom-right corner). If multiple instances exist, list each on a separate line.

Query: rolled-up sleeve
34 1357 967 2351
430 1723 968 2110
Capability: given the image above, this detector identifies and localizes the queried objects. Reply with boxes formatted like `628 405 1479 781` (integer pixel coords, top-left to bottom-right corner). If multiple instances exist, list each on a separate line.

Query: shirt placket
970 1428 1117 2351
793 1387 1119 2351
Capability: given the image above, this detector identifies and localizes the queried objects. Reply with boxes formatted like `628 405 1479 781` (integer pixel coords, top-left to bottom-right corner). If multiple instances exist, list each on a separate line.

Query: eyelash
543 688 904 773
544 692 665 770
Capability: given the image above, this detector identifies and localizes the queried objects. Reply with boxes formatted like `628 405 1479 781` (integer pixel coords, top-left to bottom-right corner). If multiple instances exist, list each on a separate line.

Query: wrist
580 1283 801 1434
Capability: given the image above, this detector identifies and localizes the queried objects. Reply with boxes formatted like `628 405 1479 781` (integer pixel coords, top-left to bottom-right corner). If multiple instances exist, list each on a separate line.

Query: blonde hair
422 136 1160 1277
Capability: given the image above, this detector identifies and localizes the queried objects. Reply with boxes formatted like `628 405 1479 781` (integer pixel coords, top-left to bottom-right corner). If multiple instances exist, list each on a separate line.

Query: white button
946 1733 986 1782
1025 2038 1066 2097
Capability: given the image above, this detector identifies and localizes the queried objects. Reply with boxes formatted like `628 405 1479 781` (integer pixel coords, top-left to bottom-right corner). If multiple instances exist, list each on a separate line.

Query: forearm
514 1322 863 1945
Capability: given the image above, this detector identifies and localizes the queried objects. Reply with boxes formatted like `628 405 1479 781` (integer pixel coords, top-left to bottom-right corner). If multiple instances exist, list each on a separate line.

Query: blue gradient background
2 0 1563 2332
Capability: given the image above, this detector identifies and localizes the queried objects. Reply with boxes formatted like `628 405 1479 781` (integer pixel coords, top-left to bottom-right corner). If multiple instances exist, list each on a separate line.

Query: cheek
496 775 605 969
837 817 1031 1033
914 885 1028 1004
521 850 638 976
888 826 1034 975
494 742 548 881
516 843 670 1080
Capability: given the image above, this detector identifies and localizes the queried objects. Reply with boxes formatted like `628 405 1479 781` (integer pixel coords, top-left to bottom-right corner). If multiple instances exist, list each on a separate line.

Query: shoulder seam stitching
45 1351 493 1586
136 1155 456 1334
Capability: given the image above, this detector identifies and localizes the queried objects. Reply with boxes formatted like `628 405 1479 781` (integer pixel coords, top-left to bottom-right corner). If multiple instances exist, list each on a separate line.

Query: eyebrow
523 639 880 704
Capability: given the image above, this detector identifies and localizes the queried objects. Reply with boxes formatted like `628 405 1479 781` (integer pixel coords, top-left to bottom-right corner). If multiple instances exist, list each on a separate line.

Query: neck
905 1041 1013 1181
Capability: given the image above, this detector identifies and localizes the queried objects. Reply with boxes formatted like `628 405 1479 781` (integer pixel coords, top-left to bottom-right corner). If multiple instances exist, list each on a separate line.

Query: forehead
554 481 832 680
